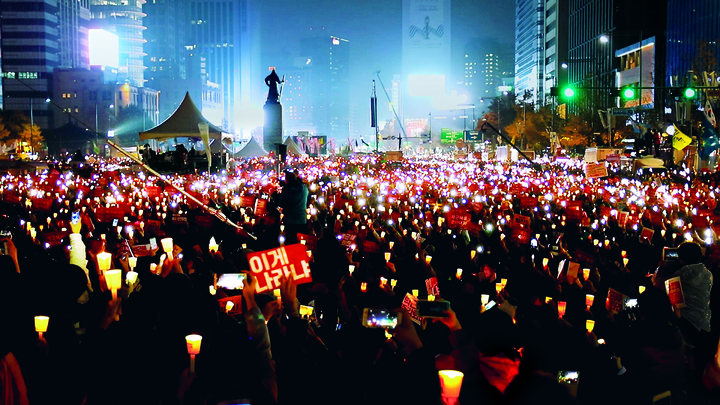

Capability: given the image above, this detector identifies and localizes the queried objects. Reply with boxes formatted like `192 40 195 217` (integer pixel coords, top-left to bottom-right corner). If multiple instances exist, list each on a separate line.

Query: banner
247 244 312 293
447 209 471 229
255 199 268 216
512 214 531 229
402 293 422 325
239 196 256 208
131 244 154 257
339 233 357 248
95 206 125 223
425 277 440 297
520 196 537 209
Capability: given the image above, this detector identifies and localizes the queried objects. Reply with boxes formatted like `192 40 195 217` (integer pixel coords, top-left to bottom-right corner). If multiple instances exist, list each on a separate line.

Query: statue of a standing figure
265 69 284 104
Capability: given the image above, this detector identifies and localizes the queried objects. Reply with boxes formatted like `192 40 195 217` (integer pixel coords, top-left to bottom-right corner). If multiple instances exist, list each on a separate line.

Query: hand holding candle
557 301 567 318
586 319 595 333
438 370 464 405
97 252 112 273
161 237 173 259
105 270 122 300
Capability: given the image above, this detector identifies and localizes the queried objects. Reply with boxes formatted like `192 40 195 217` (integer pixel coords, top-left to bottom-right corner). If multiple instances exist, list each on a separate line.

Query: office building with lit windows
1 0 60 130
542 0 567 103
89 0 147 87
514 0 545 106
666 0 720 85
58 0 91 69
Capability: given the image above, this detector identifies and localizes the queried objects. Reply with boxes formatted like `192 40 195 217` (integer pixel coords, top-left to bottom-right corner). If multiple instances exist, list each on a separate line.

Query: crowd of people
0 154 719 405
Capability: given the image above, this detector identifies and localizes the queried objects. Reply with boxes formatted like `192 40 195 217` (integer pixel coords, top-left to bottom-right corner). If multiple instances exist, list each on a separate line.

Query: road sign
610 108 634 116
466 131 481 142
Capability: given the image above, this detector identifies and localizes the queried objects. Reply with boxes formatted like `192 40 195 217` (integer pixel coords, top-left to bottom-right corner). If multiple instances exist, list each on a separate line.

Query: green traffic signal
563 88 575 98
684 88 696 98
622 88 635 99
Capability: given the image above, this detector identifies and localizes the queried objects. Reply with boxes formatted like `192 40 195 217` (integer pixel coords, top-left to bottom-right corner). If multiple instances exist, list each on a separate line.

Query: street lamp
599 35 610 44
29 97 51 157
599 30 644 104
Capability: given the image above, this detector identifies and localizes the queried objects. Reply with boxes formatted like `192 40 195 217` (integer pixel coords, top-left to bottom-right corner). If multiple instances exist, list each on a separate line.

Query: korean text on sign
247 244 312 293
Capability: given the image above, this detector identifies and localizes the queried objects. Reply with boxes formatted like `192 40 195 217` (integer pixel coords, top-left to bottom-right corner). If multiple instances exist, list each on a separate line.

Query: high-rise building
282 64 316 136
542 0 568 104
89 0 147 87
57 0 91 69
186 0 260 133
514 0 545 107
568 0 666 110
666 0 720 85
1 0 60 130
144 0 187 121
296 35 349 138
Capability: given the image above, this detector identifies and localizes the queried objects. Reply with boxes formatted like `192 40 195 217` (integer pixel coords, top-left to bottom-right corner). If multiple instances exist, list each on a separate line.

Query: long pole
30 98 34 155
376 71 407 140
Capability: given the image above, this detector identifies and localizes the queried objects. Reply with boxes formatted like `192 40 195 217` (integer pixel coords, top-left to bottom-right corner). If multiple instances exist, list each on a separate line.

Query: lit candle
481 294 489 305
390 279 397 288
208 237 219 253
545 296 553 304
456 268 463 279
557 301 567 318
209 285 216 295
586 294 594 310
105 270 122 300
639 286 646 294
225 301 234 312
300 239 306 245
470 250 476 259
361 282 367 292
128 256 137 270
126 271 138 285
438 370 464 405
97 252 112 273
161 237 173 253
583 268 590 281
542 258 549 268
150 263 157 274
623 258 629 267
306 249 312 258
384 252 391 262
500 278 507 288
380 277 388 286
428 294 436 301
412 289 419 297
586 319 595 333
34 316 49 339
185 334 202 373
348 265 355 276
425 255 432 265
621 250 627 258
495 283 503 293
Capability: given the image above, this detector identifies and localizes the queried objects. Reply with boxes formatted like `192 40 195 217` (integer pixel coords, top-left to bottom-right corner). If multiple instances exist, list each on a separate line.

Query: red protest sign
247 244 312 294
447 209 471 229
217 295 244 316
297 233 318 252
512 214 531 229
339 233 357 248
402 293 422 325
41 231 69 247
574 249 596 268
239 196 256 208
640 227 655 244
605 288 628 314
520 196 537 209
606 154 621 164
131 244 154 257
255 199 268 216
664 277 686 308
425 277 440 297
618 211 629 227
195 215 214 229
33 198 53 212
95 206 125 222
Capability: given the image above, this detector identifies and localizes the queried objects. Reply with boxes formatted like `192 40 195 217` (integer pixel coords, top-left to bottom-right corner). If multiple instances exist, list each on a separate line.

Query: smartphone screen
484 300 497 310
217 273 247 290
663 247 678 261
71 210 80 225
362 308 400 329
558 371 580 398
150 238 158 250
112 219 119 227
417 300 450 318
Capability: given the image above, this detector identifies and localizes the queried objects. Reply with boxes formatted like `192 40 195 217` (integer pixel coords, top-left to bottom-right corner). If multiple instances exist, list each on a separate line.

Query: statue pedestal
263 102 283 153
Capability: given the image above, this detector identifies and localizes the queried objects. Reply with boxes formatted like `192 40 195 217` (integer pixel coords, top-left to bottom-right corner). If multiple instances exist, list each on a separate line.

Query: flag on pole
701 116 720 159
672 125 693 151
705 99 717 127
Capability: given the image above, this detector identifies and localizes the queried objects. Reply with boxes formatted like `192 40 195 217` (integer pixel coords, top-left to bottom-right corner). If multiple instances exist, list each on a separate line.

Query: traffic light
563 87 575 98
684 88 696 99
550 87 559 97
621 85 636 100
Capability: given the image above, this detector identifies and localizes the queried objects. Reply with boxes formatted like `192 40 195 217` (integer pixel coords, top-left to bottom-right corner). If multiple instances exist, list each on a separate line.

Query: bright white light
89 29 119 67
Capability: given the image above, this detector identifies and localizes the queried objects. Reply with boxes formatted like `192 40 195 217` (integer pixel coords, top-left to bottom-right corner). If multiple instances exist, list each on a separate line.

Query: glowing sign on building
88 29 119 68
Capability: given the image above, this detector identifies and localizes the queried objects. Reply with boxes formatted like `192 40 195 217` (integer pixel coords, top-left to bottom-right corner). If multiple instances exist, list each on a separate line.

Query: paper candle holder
495 283 503 293
384 252 391 262
105 270 122 300
425 255 433 264
161 237 173 253
438 370 464 404
481 294 490 305
34 315 49 338
126 271 139 285
557 301 567 317
412 289 419 297
186 334 203 373
208 237 219 253
586 294 594 309
586 319 595 333
348 265 355 275
583 268 590 281
128 256 137 269
97 252 112 272
456 269 463 279
360 282 368 292
428 294 436 301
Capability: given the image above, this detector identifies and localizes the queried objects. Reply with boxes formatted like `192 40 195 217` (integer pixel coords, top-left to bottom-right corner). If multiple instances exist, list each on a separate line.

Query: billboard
89 29 119 68
404 118 428 138
615 39 655 109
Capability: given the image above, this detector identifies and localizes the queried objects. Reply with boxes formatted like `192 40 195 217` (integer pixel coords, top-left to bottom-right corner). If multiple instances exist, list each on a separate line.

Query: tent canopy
139 92 226 141
284 136 306 156
234 137 268 158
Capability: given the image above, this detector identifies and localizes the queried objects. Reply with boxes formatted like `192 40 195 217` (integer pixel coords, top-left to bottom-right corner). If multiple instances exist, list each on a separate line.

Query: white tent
284 136 306 156
234 137 268 159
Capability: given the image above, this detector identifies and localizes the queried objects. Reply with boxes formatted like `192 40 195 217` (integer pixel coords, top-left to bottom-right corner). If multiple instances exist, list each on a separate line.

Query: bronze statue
265 69 284 104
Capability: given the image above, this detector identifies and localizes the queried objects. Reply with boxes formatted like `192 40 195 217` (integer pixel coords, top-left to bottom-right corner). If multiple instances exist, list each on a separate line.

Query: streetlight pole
30 97 34 155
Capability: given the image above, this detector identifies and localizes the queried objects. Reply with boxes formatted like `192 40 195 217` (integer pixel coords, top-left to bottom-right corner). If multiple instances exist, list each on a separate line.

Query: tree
560 115 593 150
0 111 43 152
